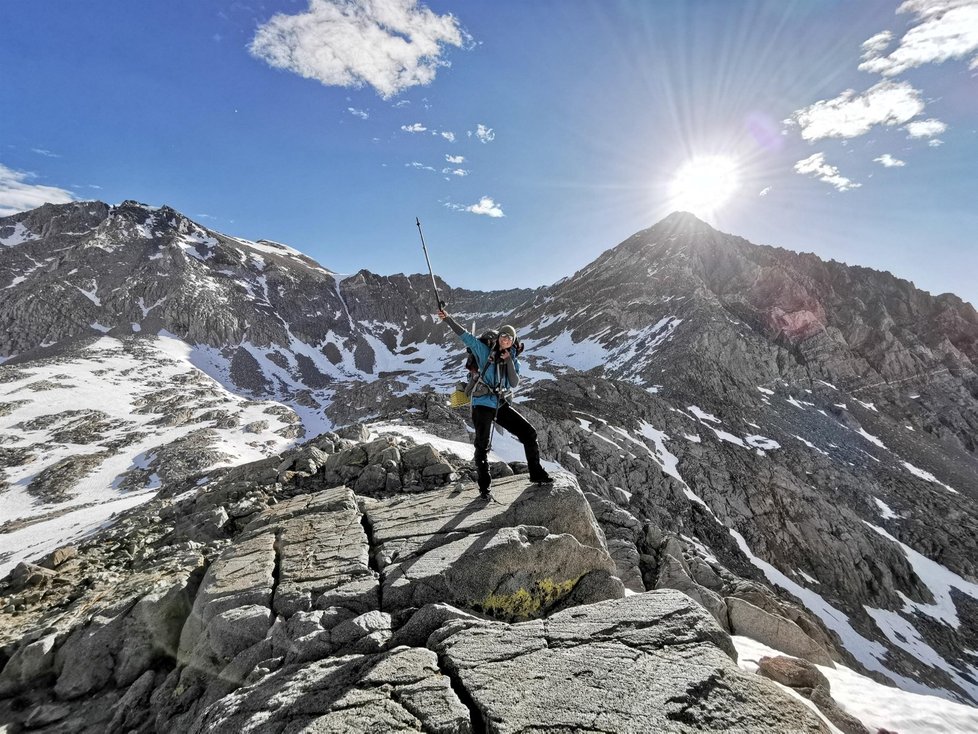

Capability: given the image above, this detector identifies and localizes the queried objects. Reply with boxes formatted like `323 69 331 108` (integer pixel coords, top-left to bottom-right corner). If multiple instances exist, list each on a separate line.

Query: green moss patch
472 576 582 622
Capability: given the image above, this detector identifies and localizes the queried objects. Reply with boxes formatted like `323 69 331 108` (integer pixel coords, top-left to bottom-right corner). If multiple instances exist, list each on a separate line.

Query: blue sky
2 1 976 305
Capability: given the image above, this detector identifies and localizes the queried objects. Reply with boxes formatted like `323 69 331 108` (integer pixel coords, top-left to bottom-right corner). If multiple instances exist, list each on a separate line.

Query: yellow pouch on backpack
449 380 471 407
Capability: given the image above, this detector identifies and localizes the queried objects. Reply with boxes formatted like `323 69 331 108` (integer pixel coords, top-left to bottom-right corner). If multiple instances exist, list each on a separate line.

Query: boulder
335 423 370 442
186 646 471 733
8 562 55 591
115 580 195 686
727 597 834 666
364 436 397 464
809 684 872 734
108 670 159 732
324 444 368 471
367 474 608 567
54 602 132 699
361 474 623 618
430 590 827 733
0 633 59 693
354 463 387 493
177 532 276 660
656 553 729 631
394 523 623 619
607 538 645 592
758 655 830 690
25 703 73 728
402 444 442 469
330 610 392 653
40 545 78 570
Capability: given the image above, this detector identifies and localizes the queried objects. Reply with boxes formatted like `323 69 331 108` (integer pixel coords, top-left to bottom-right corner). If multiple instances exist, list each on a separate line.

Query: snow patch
745 435 780 451
864 522 978 629
874 497 900 519
687 405 720 423
73 283 102 305
733 635 978 734
0 221 38 247
901 462 958 494
794 435 830 456
857 428 886 448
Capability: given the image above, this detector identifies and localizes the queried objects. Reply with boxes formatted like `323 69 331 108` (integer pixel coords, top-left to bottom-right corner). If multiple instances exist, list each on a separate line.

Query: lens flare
669 156 740 217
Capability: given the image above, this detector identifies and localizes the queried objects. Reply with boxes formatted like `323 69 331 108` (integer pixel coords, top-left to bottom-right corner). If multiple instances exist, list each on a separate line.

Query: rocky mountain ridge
2 200 978 730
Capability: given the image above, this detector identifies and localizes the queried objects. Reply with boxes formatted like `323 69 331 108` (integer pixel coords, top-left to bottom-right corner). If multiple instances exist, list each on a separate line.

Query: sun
669 156 740 218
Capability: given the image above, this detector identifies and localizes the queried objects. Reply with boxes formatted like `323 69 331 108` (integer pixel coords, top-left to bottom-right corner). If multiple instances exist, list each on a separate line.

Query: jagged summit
656 209 712 228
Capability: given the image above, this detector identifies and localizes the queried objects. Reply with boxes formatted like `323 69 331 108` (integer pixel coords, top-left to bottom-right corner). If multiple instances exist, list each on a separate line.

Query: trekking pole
415 217 445 309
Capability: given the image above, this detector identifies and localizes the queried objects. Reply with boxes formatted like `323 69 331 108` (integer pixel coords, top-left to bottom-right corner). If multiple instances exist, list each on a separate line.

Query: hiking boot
528 468 553 484
477 489 493 502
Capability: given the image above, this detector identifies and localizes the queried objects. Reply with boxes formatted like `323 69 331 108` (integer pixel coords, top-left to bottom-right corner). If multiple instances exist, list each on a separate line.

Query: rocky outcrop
0 435 835 732
366 475 623 618
431 591 826 733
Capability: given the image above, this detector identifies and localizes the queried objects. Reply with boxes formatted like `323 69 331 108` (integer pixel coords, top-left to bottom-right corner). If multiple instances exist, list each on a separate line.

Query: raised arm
439 309 466 337
438 309 490 363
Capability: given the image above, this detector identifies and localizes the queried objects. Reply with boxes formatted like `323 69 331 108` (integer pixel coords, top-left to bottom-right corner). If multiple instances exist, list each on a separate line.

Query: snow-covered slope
0 335 300 576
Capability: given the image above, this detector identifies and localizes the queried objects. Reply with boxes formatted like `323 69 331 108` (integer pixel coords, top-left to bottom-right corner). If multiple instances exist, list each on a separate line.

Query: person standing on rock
438 308 553 499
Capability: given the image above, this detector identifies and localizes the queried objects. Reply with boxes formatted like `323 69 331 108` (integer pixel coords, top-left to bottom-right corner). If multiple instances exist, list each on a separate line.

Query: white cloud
31 148 61 158
447 196 504 217
445 154 465 163
785 81 924 141
859 0 978 77
407 161 435 172
474 123 495 143
794 153 861 191
905 118 947 137
347 107 369 119
249 0 470 99
0 163 75 216
401 122 427 132
393 100 410 108
928 138 945 146
874 153 906 167
759 187 772 197
439 131 455 142
861 30 894 59
467 196 503 216
441 167 468 176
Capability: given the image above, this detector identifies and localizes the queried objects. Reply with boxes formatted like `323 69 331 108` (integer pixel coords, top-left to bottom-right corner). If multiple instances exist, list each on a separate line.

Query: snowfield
0 335 300 576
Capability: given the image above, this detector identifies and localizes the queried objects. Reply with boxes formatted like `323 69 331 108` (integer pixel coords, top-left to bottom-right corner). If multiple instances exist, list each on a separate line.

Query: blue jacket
460 330 520 409
445 314 520 409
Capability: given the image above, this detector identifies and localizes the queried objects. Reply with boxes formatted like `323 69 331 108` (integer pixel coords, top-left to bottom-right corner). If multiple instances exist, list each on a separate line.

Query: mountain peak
661 210 705 223
653 210 715 234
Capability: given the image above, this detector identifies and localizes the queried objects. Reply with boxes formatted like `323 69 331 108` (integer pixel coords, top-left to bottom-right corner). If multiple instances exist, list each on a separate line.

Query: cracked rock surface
0 433 836 732
430 590 826 733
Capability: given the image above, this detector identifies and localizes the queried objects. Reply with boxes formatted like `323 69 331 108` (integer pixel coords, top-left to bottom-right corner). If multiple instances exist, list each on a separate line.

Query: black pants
472 402 542 491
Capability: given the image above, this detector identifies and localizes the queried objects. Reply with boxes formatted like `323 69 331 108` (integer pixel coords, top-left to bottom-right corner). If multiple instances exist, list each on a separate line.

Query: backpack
462 330 524 398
